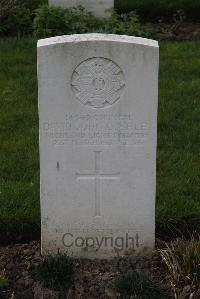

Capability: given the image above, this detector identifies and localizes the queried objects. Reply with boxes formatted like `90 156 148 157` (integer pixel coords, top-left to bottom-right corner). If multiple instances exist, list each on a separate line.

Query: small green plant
116 270 163 298
0 271 8 289
35 254 73 291
103 11 152 37
160 235 200 298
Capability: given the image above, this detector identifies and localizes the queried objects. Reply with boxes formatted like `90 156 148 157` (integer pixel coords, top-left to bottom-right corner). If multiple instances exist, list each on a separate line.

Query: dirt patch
149 21 200 40
1 240 200 298
0 240 171 299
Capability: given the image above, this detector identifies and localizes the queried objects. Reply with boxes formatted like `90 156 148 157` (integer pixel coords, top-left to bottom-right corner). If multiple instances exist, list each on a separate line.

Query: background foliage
116 0 200 20
33 5 152 38
0 0 47 36
0 0 199 37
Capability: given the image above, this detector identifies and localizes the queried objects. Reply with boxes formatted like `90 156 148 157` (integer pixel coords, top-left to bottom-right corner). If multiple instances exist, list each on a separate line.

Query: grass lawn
0 38 199 241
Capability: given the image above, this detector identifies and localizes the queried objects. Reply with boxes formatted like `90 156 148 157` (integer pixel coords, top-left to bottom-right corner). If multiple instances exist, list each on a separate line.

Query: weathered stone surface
37 34 159 258
49 0 114 17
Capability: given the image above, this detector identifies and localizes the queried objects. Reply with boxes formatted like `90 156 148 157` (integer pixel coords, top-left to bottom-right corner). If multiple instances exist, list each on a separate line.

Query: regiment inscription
42 113 150 146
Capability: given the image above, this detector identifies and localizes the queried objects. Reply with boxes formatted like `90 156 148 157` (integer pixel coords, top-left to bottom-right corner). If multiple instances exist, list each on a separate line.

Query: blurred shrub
103 11 153 37
0 0 46 36
33 5 153 38
0 0 17 35
17 0 47 11
0 1 155 38
8 7 32 36
33 5 102 37
0 0 199 37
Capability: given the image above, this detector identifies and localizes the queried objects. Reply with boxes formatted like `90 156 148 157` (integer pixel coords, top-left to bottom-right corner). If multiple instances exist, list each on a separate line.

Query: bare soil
0 240 200 298
0 240 171 299
150 21 200 40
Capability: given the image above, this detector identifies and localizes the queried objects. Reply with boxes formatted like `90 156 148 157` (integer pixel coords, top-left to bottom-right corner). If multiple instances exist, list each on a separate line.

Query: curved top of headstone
37 33 159 48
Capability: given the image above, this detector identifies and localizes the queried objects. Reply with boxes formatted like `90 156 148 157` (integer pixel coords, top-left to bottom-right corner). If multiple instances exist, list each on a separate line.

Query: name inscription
42 113 150 146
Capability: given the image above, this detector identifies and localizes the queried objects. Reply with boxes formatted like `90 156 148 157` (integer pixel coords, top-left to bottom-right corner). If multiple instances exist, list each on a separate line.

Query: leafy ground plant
160 235 200 298
116 270 164 298
35 254 73 291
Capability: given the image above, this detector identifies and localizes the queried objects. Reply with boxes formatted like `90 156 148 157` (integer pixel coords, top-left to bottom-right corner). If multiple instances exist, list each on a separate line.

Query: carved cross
76 151 120 217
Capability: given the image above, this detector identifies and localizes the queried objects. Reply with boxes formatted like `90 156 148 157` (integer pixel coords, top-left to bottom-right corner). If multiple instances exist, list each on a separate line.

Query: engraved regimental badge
71 57 125 108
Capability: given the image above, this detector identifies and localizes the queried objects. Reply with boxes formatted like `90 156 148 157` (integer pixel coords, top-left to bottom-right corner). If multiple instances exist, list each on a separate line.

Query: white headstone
38 34 159 258
49 0 114 18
